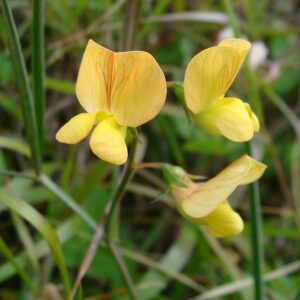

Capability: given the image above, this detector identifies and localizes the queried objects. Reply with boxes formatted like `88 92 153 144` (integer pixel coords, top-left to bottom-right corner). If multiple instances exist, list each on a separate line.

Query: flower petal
56 113 95 144
76 40 113 113
214 98 258 141
244 103 260 132
184 39 250 114
218 38 251 63
196 97 256 142
89 118 128 165
202 201 244 238
239 158 267 185
181 155 266 218
111 51 167 127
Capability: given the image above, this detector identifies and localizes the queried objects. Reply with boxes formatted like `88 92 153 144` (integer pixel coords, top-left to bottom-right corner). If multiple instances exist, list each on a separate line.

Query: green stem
105 139 139 300
69 140 138 300
118 0 141 51
0 0 42 175
247 143 264 300
222 0 241 36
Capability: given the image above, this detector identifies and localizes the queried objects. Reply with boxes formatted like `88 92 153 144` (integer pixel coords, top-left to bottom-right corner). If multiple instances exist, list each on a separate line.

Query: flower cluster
56 39 266 238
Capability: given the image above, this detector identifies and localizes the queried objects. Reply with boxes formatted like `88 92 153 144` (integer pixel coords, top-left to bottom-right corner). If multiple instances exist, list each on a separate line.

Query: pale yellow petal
110 51 167 127
244 103 260 132
239 158 267 185
195 97 255 142
202 201 244 238
89 118 128 165
181 155 265 218
184 42 249 114
214 97 257 142
56 113 95 144
218 38 251 63
76 40 113 113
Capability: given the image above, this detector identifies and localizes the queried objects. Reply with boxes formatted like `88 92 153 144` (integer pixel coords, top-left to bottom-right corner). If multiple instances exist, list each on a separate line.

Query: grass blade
0 0 42 174
0 189 71 298
32 0 45 152
0 136 31 157
11 212 40 273
136 223 197 300
0 218 79 283
40 174 98 231
0 235 37 292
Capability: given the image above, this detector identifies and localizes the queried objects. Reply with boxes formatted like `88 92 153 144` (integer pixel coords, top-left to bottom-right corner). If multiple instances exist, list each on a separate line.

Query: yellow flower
56 40 167 165
171 155 267 238
184 39 259 142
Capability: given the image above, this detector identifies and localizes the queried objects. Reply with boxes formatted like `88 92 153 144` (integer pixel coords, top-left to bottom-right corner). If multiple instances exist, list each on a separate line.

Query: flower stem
247 143 264 300
105 139 139 300
69 140 138 300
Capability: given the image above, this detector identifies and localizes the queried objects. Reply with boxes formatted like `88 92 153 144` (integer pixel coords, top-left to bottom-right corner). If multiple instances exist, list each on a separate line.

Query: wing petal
181 155 266 218
56 113 95 144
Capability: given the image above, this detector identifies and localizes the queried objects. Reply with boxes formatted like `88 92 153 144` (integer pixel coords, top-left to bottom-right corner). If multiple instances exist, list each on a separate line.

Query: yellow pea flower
171 155 267 238
56 40 167 165
184 39 259 142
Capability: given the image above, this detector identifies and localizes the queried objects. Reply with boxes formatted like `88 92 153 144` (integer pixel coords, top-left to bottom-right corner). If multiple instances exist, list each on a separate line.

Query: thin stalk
32 0 45 153
118 0 140 51
247 143 264 300
105 139 139 300
222 0 241 36
0 0 42 175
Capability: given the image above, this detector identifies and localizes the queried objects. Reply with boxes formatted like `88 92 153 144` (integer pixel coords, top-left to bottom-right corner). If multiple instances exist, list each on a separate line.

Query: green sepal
126 127 142 144
162 164 187 189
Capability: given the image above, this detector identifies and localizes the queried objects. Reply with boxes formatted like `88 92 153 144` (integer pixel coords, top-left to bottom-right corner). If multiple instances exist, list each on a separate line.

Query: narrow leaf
41 174 97 231
0 136 31 157
0 235 37 292
11 212 40 273
0 0 42 174
32 0 45 154
0 190 71 298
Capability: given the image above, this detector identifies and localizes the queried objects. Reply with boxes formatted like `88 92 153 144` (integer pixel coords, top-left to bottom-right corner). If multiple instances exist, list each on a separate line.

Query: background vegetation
0 0 300 299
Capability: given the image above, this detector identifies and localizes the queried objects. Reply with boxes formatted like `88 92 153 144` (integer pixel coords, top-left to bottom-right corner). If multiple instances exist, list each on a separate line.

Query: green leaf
0 136 31 157
0 189 71 298
136 224 197 300
0 235 37 292
11 212 40 273
40 174 98 230
32 0 45 154
0 0 42 174
45 77 75 94
0 218 79 283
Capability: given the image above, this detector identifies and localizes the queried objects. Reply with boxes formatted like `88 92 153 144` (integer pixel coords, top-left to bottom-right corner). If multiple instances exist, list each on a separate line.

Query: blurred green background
0 0 300 299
